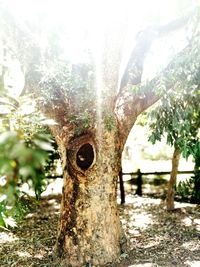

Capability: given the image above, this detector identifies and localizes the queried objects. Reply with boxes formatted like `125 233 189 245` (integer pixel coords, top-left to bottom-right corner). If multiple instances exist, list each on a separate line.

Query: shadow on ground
0 194 200 267
113 195 200 267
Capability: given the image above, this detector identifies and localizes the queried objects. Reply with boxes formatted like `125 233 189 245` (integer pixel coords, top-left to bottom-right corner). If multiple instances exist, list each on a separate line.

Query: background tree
1 0 200 265
148 77 200 210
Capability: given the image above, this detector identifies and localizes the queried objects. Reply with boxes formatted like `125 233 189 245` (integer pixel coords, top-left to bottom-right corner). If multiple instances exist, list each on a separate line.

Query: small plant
104 113 116 132
69 109 92 136
176 142 200 203
176 178 194 201
0 194 36 229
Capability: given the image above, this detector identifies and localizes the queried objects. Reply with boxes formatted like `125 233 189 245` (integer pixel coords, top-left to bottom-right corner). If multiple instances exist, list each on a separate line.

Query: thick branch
115 37 198 144
119 9 196 90
115 9 199 144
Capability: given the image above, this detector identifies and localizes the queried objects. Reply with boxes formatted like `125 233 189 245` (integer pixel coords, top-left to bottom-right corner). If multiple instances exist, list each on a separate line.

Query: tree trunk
166 146 180 211
54 130 126 266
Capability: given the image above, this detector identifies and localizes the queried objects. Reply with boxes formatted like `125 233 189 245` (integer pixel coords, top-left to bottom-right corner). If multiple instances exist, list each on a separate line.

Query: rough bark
52 126 126 266
166 146 180 211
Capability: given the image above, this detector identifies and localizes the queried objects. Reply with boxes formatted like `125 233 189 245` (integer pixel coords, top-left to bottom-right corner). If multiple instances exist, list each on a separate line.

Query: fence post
119 168 125 204
135 168 142 196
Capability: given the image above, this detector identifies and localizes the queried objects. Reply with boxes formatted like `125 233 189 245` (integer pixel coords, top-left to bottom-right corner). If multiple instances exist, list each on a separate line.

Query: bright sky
1 0 199 94
4 0 194 55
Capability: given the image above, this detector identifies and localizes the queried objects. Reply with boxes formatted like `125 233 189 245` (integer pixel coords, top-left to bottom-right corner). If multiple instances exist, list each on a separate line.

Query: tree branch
115 35 199 144
119 9 196 90
115 9 199 144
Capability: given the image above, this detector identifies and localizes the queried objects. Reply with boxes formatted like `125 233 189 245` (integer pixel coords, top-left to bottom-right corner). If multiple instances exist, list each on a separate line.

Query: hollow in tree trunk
54 130 126 266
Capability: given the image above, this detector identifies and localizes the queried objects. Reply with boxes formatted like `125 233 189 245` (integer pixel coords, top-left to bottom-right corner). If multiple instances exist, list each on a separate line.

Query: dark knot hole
76 143 94 171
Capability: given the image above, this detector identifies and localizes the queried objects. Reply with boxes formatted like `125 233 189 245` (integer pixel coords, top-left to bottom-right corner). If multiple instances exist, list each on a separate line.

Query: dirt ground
0 193 200 267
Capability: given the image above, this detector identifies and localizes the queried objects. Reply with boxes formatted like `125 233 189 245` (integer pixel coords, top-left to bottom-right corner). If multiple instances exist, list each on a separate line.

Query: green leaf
3 215 17 228
33 139 54 151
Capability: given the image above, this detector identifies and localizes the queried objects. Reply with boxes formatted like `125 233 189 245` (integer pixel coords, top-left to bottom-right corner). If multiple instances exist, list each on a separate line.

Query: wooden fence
47 169 196 204
119 169 195 204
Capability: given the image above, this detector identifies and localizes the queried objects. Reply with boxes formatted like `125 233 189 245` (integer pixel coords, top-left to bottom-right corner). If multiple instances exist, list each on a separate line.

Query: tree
148 76 200 210
1 1 200 265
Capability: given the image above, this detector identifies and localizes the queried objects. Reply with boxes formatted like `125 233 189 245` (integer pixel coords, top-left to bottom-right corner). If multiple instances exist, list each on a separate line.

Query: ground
0 192 200 267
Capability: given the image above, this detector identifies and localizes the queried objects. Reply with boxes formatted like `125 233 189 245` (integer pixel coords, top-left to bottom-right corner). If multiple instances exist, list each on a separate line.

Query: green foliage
0 201 17 228
0 131 53 195
147 36 200 202
0 131 53 228
130 85 140 95
176 178 193 200
69 109 92 136
0 193 37 229
148 86 200 154
148 88 200 201
40 61 95 106
136 112 148 127
103 113 116 132
176 173 200 203
0 81 55 228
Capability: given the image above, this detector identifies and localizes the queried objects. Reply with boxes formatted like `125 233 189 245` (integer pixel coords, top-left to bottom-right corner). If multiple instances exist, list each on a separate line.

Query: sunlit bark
166 146 180 211
51 126 126 266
